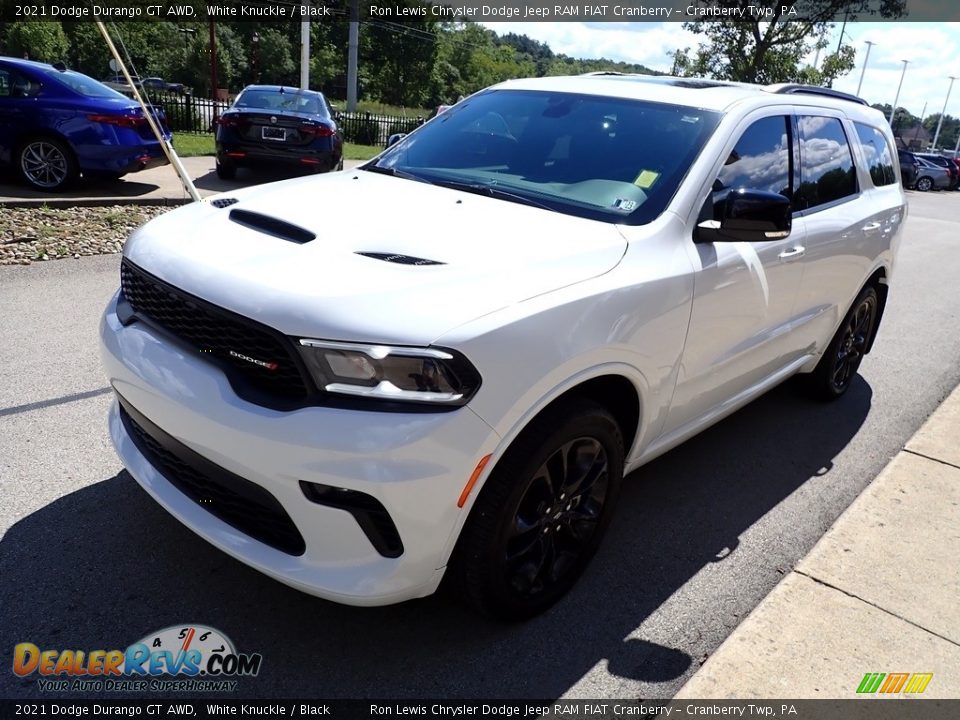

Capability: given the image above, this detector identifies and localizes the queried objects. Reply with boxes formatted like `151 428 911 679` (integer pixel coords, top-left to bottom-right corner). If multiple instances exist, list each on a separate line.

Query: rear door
790 113 897 353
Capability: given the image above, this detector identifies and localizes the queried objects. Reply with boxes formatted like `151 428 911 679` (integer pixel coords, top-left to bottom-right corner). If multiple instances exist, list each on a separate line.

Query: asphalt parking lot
2 190 960 700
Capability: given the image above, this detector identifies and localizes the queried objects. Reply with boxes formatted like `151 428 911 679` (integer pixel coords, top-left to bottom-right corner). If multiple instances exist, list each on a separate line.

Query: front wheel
18 138 77 191
450 399 624 620
803 286 879 400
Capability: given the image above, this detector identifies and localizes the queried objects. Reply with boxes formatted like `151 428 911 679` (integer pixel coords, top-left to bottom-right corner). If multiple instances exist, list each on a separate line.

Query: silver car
914 157 951 191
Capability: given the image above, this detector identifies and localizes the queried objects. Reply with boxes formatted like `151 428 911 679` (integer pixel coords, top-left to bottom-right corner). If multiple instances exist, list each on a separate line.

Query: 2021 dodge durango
101 75 905 619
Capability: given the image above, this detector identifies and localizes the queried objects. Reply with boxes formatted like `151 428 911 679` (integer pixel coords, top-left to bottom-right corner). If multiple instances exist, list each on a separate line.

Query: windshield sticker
634 170 660 189
612 198 639 212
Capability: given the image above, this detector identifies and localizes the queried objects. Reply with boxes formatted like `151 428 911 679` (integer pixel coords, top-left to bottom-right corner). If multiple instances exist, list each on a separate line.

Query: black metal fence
335 112 426 146
139 90 426 146
140 91 230 134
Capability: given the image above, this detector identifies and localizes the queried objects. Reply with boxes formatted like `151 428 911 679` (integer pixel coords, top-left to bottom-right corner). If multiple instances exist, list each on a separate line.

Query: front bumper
100 291 498 605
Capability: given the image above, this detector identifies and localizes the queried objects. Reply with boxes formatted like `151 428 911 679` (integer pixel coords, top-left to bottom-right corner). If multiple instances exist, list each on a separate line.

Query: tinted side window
855 122 896 186
712 115 791 220
796 116 858 210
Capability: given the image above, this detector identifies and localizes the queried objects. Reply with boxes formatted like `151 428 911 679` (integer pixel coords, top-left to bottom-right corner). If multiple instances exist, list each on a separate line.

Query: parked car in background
897 149 919 188
914 156 952 191
915 152 958 189
215 85 343 179
0 57 170 191
101 73 141 94
141 77 187 95
103 75 904 619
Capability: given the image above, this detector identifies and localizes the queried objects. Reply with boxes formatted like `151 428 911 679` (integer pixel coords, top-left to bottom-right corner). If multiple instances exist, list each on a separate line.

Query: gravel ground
0 205 168 265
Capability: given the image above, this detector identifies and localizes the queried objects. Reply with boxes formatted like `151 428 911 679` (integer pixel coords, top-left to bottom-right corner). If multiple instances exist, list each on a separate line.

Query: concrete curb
675 384 960 699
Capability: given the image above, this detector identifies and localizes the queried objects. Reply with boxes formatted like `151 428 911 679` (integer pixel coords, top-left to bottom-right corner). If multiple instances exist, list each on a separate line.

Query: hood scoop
355 251 445 266
229 209 315 244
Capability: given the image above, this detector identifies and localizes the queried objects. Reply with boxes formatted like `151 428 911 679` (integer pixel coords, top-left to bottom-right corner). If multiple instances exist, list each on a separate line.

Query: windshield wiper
361 165 433 185
431 179 555 212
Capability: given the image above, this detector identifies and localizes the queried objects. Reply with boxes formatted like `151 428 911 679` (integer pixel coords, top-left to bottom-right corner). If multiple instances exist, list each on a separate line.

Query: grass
172 134 380 161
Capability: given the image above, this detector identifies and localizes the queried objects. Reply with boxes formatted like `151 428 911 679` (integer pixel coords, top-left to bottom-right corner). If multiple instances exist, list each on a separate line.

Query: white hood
125 170 627 345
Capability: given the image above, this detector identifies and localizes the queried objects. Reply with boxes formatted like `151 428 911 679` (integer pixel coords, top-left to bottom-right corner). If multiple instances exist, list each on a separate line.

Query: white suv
101 75 905 619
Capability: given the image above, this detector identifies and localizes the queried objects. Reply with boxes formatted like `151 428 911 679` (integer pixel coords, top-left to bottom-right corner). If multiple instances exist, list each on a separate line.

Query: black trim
228 209 316 244
774 85 868 106
299 481 404 558
117 392 307 557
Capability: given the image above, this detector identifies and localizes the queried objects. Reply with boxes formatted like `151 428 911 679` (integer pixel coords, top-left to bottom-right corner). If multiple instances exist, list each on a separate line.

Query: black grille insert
120 259 312 404
118 394 306 556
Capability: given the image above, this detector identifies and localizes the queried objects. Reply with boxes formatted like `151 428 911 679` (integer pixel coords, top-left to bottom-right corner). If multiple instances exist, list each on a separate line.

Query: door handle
862 222 881 233
778 246 805 261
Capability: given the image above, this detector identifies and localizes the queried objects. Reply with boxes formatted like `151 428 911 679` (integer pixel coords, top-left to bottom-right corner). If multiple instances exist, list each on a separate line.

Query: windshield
234 89 328 116
369 88 720 224
52 69 130 99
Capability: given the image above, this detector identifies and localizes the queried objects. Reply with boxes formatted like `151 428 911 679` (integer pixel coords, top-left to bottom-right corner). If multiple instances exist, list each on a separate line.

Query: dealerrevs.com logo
12 625 262 693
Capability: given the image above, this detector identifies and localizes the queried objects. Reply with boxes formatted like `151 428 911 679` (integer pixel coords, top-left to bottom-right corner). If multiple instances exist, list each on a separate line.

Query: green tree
3 22 69 63
670 1 906 85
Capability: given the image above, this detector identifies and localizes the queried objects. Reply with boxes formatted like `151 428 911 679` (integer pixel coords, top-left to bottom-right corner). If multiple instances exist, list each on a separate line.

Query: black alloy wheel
804 286 879 400
504 437 611 597
450 399 624 620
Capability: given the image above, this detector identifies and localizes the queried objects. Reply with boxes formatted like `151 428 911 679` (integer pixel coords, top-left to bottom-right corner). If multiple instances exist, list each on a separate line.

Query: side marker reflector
457 454 492 509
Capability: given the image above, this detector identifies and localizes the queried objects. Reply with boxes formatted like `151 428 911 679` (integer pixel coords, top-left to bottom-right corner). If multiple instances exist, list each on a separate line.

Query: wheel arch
438 368 645 568
863 266 889 354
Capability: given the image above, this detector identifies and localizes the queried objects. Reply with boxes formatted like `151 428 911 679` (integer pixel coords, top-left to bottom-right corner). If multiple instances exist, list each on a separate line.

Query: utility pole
300 20 310 90
347 0 359 111
889 60 909 126
208 20 218 101
931 76 957 150
856 40 876 97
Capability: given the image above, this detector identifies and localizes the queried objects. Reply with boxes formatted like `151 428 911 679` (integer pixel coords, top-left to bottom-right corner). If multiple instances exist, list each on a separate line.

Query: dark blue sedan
215 85 343 179
0 57 170 191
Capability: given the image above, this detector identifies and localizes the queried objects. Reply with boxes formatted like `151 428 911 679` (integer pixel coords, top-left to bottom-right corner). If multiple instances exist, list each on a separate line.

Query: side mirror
696 189 791 243
385 133 407 149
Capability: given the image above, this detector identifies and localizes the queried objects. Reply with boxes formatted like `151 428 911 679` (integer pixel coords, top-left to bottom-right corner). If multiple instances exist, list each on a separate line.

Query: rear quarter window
854 122 897 186
795 115 858 211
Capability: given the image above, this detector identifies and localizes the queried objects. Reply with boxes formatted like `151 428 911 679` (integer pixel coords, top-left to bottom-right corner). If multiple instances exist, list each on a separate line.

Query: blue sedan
0 57 170 191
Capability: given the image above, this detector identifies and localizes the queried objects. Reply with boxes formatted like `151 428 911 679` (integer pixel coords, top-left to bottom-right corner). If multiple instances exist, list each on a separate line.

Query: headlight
297 339 481 406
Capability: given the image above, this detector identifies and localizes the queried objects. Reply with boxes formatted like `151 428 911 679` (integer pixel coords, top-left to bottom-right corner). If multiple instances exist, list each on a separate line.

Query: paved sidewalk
676 384 960 699
0 156 364 207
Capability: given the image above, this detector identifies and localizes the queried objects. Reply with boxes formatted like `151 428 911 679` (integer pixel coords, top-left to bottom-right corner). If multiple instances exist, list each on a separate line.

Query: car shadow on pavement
192 166 323 195
0 170 157 200
0 377 872 700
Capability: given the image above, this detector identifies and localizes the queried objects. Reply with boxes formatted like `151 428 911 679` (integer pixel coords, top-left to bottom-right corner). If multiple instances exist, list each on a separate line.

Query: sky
479 21 960 122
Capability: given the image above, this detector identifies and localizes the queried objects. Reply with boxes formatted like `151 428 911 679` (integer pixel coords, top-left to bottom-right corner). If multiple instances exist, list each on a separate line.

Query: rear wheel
450 399 624 620
17 137 77 192
916 176 933 192
215 160 236 180
803 286 879 400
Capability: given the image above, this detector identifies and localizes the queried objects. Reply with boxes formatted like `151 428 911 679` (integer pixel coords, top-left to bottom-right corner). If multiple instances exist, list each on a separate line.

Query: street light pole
931 76 957 150
856 40 876 97
889 59 909 125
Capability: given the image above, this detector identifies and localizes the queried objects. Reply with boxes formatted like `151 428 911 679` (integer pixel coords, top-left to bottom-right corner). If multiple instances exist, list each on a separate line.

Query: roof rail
769 84 867 106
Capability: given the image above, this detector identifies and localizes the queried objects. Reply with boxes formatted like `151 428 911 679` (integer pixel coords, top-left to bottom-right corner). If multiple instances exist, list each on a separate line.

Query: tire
916 176 933 192
17 137 78 192
803 286 879 401
337 157 344 172
449 399 624 620
215 160 236 180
